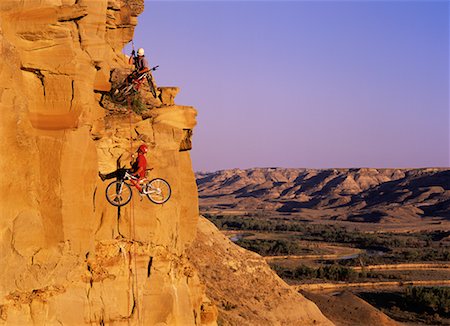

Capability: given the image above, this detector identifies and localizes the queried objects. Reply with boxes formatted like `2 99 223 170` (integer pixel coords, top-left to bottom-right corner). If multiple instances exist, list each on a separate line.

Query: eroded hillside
197 168 450 223
188 217 333 326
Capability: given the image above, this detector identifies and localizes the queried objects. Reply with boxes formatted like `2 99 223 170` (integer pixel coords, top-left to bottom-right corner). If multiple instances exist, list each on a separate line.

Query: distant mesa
196 168 450 223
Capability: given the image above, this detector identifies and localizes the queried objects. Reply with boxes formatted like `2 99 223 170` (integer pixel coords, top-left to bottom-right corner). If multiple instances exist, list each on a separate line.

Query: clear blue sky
131 1 449 171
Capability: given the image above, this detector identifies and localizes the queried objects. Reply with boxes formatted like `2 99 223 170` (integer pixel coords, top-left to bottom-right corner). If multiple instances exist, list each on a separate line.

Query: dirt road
352 263 450 272
294 279 450 292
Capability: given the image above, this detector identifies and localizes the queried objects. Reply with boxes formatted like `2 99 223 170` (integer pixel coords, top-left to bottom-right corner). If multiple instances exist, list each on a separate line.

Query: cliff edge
0 1 331 325
0 1 213 324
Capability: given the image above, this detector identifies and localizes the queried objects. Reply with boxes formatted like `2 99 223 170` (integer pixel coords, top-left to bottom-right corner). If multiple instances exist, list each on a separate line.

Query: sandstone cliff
0 2 332 325
0 1 214 324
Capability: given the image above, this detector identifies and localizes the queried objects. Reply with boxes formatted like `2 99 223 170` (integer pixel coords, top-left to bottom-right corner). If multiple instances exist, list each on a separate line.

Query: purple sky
131 1 449 171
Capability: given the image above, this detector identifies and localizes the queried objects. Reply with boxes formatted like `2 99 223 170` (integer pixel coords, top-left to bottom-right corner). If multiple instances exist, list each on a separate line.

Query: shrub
236 238 302 256
270 263 357 282
131 93 146 114
405 287 450 316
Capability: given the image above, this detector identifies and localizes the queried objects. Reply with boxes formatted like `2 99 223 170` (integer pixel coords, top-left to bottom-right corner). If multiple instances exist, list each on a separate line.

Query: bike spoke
146 178 171 204
106 181 132 206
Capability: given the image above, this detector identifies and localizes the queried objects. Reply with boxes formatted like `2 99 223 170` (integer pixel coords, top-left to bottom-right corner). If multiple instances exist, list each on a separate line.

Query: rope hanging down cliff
127 76 141 322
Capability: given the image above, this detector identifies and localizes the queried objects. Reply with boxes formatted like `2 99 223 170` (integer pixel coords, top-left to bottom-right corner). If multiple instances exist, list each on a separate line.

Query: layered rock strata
197 168 450 223
0 1 214 324
0 1 332 325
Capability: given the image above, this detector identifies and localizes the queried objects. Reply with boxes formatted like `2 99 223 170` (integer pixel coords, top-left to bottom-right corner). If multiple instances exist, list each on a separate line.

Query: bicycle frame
122 171 158 195
131 73 148 91
105 168 171 206
109 66 158 104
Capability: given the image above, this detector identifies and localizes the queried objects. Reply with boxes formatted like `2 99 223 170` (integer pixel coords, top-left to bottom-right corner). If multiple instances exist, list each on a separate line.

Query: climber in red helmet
131 144 148 179
99 144 149 193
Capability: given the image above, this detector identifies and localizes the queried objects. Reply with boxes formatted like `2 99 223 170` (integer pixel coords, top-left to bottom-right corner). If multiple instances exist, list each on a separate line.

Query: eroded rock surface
0 1 212 324
197 168 450 223
0 2 332 325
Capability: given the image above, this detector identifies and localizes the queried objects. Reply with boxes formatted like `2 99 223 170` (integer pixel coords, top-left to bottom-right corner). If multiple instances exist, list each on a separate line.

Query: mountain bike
109 66 159 104
105 170 171 207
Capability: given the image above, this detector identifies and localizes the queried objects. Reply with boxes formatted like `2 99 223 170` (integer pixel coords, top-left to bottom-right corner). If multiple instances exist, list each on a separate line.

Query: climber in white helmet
127 47 159 98
129 48 149 74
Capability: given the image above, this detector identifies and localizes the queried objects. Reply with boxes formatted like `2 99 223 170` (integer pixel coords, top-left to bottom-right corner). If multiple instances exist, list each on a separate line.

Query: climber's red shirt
131 153 147 179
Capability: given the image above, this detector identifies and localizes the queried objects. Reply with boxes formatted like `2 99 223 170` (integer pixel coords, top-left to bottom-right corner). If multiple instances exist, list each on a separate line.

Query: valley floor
202 209 450 325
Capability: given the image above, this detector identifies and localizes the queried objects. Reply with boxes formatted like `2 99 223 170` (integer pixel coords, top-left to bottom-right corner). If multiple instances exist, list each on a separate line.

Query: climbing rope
125 70 141 322
131 39 135 54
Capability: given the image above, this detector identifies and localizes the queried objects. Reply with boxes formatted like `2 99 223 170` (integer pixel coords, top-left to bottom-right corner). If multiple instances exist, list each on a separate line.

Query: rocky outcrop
0 1 212 324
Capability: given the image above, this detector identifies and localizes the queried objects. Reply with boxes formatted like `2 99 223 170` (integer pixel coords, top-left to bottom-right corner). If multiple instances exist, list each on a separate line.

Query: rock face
0 2 332 326
197 168 450 223
0 1 213 324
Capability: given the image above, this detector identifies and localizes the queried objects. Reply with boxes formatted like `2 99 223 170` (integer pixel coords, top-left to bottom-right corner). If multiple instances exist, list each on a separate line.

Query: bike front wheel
106 181 132 207
145 75 157 98
146 178 171 204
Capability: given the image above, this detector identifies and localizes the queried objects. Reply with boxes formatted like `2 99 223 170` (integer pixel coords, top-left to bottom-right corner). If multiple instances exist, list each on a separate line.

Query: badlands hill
197 168 450 223
0 1 332 325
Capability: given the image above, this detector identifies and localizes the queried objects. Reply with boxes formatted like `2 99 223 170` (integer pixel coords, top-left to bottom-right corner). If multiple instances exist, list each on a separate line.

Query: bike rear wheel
109 85 134 104
106 181 132 207
146 178 171 204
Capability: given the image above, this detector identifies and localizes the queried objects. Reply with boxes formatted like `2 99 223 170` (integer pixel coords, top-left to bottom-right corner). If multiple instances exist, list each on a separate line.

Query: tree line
406 287 450 316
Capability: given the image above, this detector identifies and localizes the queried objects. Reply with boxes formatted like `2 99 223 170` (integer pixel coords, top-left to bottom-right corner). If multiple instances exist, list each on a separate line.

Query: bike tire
149 83 157 98
105 181 132 207
146 178 171 204
146 75 157 98
109 85 133 104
